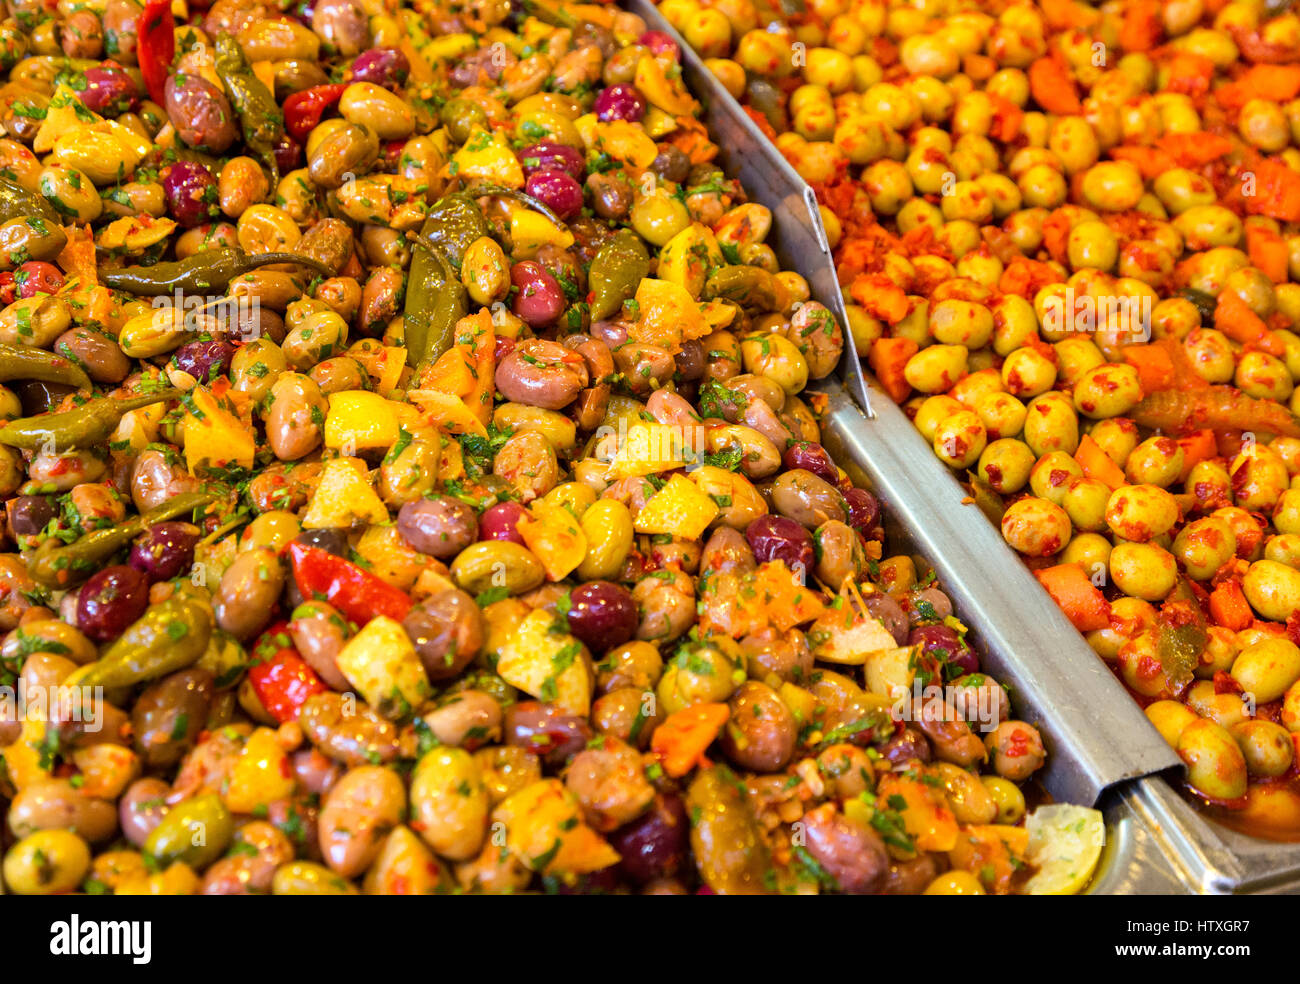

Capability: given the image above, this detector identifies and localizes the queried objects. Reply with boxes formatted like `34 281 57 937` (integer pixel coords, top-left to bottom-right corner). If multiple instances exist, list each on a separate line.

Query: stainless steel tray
626 0 873 415
622 0 1300 893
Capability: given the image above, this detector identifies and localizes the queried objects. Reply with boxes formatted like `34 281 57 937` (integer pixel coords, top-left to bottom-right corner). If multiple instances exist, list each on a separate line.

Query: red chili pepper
248 622 328 723
282 84 348 144
137 0 175 107
287 542 413 626
0 272 15 306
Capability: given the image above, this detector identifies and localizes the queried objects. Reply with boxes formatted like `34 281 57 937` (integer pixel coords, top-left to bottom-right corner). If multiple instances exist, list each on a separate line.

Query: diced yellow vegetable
110 403 166 454
324 390 401 454
518 503 588 581
182 386 255 475
335 615 431 719
2 717 53 791
96 215 177 253
635 473 719 540
876 773 959 853
778 681 818 726
657 224 724 299
224 727 296 813
592 120 658 168
700 299 737 328
642 105 679 139
406 389 489 438
630 277 706 351
301 457 389 529
493 779 620 875
424 33 477 61
864 644 919 702
495 609 591 716
610 421 698 478
33 84 103 153
574 112 598 150
635 55 696 115
375 346 407 396
510 209 575 256
452 126 524 188
810 606 899 665
364 825 448 895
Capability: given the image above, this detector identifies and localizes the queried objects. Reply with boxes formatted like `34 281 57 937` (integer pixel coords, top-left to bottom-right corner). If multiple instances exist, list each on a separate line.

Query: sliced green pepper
214 33 286 188
79 595 213 689
588 229 650 321
0 341 93 391
102 248 332 296
28 491 215 588
0 389 180 451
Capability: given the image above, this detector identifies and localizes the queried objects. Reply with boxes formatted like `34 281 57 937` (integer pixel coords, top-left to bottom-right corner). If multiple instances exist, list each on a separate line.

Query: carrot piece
1245 159 1300 223
1247 223 1290 284
849 272 910 323
1029 56 1080 114
1074 434 1127 491
1176 429 1217 481
1215 290 1285 357
1209 580 1253 632
650 703 730 778
1163 52 1215 98
1157 132 1233 167
1118 0 1162 51
868 336 918 403
1124 343 1175 395
1033 563 1112 632
1109 145 1175 180
1217 64 1300 109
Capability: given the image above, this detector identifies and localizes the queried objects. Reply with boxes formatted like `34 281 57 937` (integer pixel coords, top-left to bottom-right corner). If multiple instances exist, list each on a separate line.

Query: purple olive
350 47 410 90
510 261 565 327
273 132 303 175
844 487 881 534
908 623 979 675
745 515 814 574
77 565 150 641
639 30 680 61
518 142 585 182
80 62 140 116
594 83 646 123
295 528 348 556
783 441 838 484
160 160 218 228
609 793 688 885
877 727 932 767
477 501 528 545
129 522 201 583
524 168 583 221
396 496 478 559
504 701 592 770
555 867 620 894
566 581 637 652
8 495 55 536
171 337 236 384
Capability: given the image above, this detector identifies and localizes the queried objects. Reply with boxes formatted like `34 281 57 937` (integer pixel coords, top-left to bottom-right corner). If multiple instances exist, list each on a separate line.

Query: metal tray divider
817 381 1182 806
625 0 874 416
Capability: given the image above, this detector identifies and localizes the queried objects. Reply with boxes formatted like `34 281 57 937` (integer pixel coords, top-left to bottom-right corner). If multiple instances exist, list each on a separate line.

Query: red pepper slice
282 84 348 144
287 541 413 626
248 623 328 724
137 0 175 108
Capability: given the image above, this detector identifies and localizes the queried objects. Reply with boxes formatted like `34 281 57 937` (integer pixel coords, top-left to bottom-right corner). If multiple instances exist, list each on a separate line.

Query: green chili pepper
402 185 566 368
0 341 92 391
587 229 650 321
704 265 779 312
403 232 467 369
79 595 213 689
214 33 286 188
102 248 332 295
0 175 61 226
28 491 215 588
0 389 180 451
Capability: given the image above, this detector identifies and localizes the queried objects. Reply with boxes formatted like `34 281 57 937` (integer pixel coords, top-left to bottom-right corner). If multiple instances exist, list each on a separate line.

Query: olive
565 581 638 652
129 521 201 583
76 565 150 642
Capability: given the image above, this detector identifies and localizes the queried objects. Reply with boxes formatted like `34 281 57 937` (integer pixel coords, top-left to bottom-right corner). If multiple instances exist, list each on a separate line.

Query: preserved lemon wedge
1023 804 1106 896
